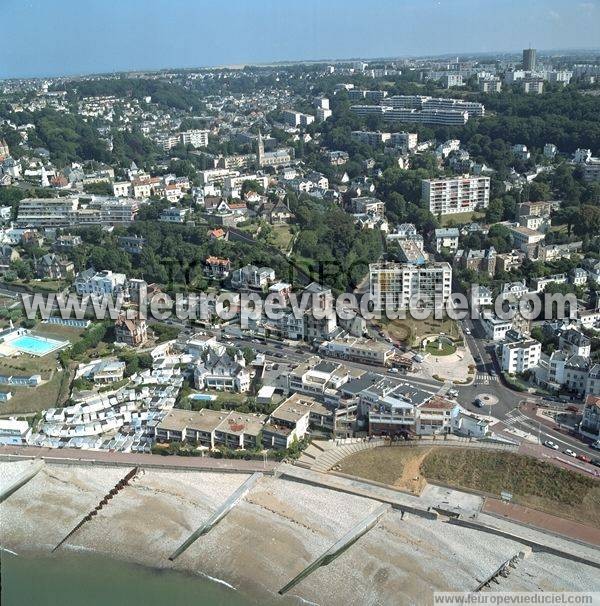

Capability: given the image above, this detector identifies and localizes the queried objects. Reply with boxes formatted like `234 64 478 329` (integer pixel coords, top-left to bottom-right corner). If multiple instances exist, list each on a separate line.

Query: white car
544 440 559 450
388 368 399 374
563 449 577 458
464 328 471 335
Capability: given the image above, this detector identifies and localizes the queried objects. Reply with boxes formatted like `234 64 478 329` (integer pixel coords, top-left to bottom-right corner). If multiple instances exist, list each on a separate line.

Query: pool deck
0 333 69 357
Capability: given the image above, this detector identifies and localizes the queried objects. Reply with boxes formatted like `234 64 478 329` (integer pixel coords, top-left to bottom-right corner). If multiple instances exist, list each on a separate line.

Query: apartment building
180 129 209 148
193 349 251 393
422 97 485 117
351 131 392 146
389 131 418 150
435 228 460 252
16 196 139 227
422 176 490 216
318 336 394 366
415 396 454 435
369 262 452 310
348 196 385 217
384 95 485 117
231 264 275 289
502 339 542 374
262 393 320 449
480 78 502 93
74 270 127 296
287 357 356 401
155 408 266 449
483 314 513 341
282 110 314 127
350 105 469 126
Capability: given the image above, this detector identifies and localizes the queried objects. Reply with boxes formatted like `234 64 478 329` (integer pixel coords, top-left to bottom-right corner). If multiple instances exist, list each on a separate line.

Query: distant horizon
2 0 600 80
3 46 600 82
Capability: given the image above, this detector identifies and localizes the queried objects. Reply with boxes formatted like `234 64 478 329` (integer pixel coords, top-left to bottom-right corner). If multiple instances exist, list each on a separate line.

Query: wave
199 571 237 591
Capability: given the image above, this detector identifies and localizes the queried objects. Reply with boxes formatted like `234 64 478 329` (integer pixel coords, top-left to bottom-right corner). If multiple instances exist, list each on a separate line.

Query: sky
1 0 599 79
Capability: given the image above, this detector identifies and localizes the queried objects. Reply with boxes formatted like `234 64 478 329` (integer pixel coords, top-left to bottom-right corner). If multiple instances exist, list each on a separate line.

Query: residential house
115 312 148 347
194 348 250 392
231 265 275 290
35 253 74 280
205 256 232 279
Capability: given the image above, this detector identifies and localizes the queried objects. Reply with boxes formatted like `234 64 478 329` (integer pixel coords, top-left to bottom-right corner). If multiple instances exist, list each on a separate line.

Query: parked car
577 453 591 463
591 441 600 451
563 449 577 458
474 398 484 408
591 459 600 468
388 368 399 374
544 440 559 450
464 328 471 335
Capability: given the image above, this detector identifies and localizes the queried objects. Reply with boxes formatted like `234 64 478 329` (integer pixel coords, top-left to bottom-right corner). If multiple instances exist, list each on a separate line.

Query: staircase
296 438 386 473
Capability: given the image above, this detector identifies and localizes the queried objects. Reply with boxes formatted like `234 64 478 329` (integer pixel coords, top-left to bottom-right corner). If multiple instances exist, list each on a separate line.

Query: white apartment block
390 131 418 150
318 336 394 366
350 105 469 126
422 176 490 216
383 95 485 117
351 131 392 146
369 262 452 310
16 196 139 227
282 110 314 127
502 339 542 374
480 79 502 93
483 314 512 341
75 270 127 296
180 129 209 148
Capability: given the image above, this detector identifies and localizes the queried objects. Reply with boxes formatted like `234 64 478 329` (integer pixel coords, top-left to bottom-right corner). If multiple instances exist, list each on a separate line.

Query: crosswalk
503 410 532 427
474 373 499 385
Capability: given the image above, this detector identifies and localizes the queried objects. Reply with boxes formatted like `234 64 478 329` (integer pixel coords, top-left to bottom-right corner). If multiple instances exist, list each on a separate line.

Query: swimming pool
188 393 217 401
9 334 68 357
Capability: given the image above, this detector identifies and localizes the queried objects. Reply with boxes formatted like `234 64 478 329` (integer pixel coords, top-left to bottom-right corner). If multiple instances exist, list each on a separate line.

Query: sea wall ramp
279 503 391 595
0 460 44 504
169 472 263 561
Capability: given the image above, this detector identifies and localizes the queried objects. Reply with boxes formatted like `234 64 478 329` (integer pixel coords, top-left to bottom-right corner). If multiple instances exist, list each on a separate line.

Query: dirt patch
337 446 433 493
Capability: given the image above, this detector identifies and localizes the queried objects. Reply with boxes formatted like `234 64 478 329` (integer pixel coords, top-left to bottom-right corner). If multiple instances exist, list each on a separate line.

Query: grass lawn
0 369 70 415
381 315 459 346
440 211 485 227
339 446 600 528
270 225 294 252
424 341 456 356
32 324 85 343
186 390 249 411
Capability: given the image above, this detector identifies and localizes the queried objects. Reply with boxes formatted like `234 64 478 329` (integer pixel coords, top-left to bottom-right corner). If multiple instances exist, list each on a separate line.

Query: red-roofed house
209 228 228 241
205 256 231 278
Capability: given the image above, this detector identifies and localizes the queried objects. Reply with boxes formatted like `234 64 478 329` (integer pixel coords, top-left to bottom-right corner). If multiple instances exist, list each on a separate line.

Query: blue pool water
189 393 218 401
10 334 65 356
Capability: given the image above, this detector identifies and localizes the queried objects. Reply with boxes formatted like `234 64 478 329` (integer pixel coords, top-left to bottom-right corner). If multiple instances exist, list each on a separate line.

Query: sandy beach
2 459 599 605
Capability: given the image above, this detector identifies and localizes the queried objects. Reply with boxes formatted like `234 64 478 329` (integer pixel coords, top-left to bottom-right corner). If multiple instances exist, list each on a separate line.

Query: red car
577 453 591 463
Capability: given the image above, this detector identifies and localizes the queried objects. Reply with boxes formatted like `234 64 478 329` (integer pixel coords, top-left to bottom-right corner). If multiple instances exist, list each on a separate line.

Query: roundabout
475 393 498 407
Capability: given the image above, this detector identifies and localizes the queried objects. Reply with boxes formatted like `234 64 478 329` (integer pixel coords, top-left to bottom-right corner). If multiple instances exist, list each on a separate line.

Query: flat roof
271 393 320 424
156 408 225 433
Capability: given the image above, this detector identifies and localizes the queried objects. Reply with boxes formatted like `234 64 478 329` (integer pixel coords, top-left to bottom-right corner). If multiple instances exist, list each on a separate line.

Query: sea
1 550 265 606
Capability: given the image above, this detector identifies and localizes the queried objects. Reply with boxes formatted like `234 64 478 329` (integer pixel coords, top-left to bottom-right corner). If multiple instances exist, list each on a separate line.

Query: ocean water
1 550 263 606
